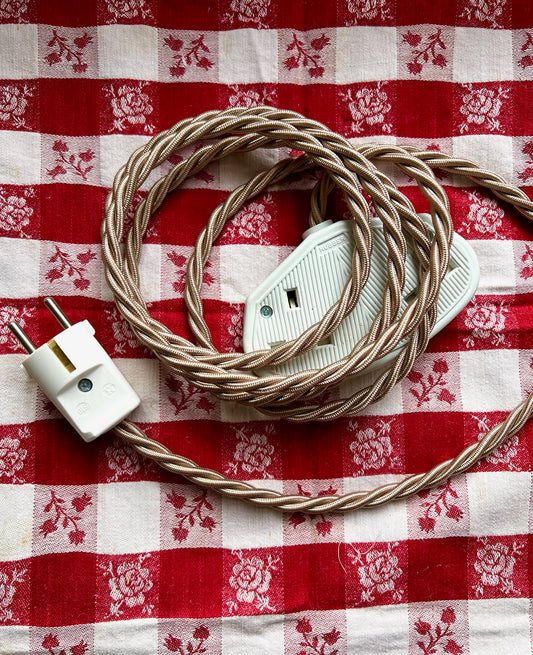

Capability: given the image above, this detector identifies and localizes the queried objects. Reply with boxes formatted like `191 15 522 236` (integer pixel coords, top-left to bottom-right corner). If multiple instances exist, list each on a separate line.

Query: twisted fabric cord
102 106 533 513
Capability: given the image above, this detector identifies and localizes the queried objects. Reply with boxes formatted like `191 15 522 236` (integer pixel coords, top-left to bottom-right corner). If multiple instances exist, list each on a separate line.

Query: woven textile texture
1 0 533 653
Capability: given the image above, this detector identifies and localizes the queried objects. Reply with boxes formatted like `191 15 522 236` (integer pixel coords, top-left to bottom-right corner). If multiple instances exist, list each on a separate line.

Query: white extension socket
243 215 480 376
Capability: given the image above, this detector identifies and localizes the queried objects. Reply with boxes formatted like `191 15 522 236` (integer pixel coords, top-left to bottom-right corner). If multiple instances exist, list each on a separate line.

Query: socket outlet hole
286 288 299 309
269 340 286 348
318 336 332 346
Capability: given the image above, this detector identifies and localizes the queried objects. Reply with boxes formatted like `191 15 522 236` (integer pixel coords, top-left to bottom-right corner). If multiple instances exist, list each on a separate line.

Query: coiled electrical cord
103 106 533 513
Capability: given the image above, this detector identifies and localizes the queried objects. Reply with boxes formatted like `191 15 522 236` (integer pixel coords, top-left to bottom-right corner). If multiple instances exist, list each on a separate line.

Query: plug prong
44 297 72 329
8 321 36 354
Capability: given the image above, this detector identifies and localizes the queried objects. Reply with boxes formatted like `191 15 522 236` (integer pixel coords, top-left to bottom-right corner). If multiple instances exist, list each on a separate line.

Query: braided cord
102 106 533 513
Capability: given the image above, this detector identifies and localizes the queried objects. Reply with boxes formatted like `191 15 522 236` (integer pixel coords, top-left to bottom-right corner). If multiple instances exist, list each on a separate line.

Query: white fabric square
0 355 37 425
222 479 283 549
97 25 158 80
97 481 160 554
138 244 161 303
0 626 29 653
115 358 160 424
471 239 516 295
0 484 33 560
222 614 284 655
0 131 41 185
99 135 153 189
467 471 531 536
344 495 407 543
94 618 158 654
453 135 513 183
0 25 38 78
0 237 40 298
219 29 278 83
336 27 397 83
346 604 408 654
219 244 280 303
460 349 521 413
453 28 513 82
469 598 531 654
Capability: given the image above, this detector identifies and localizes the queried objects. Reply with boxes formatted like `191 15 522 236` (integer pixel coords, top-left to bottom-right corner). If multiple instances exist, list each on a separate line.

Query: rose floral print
226 424 276 478
45 30 92 73
102 553 154 618
0 305 35 351
164 34 214 77
519 32 533 69
105 437 145 481
462 191 504 237
166 488 217 543
460 0 507 28
164 625 210 653
402 29 447 75
283 32 330 78
38 489 92 545
288 484 338 537
227 84 276 108
472 538 524 597
0 188 34 237
0 566 26 623
0 0 29 21
347 542 404 603
341 84 392 135
47 140 95 182
40 634 88 655
45 245 96 291
459 85 509 134
473 414 522 470
106 82 154 133
407 358 456 407
348 418 398 473
0 426 28 483
463 300 507 348
295 617 342 655
0 83 32 128
344 0 391 25
223 0 271 28
227 551 278 613
104 0 153 22
225 194 273 244
417 480 464 533
414 607 464 655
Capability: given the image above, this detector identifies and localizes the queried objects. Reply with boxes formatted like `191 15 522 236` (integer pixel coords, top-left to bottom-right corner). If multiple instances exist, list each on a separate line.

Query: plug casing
22 320 140 442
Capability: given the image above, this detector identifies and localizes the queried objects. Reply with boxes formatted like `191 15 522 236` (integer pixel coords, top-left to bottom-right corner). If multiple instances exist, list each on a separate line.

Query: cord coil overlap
103 106 533 513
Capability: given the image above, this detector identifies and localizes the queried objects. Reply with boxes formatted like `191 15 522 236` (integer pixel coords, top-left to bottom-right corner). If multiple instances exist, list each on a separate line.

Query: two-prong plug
9 298 140 442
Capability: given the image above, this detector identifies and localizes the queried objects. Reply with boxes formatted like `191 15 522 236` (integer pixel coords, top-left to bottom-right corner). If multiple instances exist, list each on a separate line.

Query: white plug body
243 214 480 375
21 320 140 442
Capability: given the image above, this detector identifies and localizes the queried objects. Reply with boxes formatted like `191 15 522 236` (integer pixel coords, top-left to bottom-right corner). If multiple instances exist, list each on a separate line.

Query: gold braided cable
102 106 533 513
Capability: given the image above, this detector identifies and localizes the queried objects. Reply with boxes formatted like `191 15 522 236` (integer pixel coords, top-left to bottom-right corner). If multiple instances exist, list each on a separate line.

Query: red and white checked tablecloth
1 0 533 653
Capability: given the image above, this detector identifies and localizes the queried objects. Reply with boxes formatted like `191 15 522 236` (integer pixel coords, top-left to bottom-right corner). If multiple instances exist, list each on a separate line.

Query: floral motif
518 32 533 69
223 0 271 29
104 306 141 355
402 29 447 75
225 194 273 244
47 139 95 182
167 250 214 295
164 34 214 77
347 542 404 603
288 484 337 537
348 418 399 473
226 424 276 478
38 489 92 545
106 82 154 133
166 488 217 543
0 566 26 623
341 84 392 135
462 191 504 237
105 437 144 481
0 305 35 350
0 426 28 483
104 0 153 22
0 0 29 21
0 188 34 236
407 358 456 407
41 634 88 655
102 553 154 617
45 245 96 291
520 243 533 279
227 85 276 108
518 141 533 183
473 538 523 597
0 84 32 128
226 304 243 350
459 85 509 134
460 0 507 28
295 617 342 655
414 607 464 655
164 625 210 654
463 300 507 348
284 32 329 78
228 551 278 613
417 480 464 533
45 30 92 73
345 0 391 25
166 375 215 417
473 415 522 470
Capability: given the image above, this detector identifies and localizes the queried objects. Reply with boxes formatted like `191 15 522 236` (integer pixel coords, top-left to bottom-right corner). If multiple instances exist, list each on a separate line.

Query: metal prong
8 321 36 354
44 297 72 329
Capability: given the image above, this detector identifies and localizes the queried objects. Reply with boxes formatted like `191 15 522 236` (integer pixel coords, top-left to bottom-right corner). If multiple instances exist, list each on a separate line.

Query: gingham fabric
1 1 533 653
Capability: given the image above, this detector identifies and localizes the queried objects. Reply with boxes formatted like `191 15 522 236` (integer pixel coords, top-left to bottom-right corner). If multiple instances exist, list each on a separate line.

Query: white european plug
9 298 140 442
243 215 480 375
